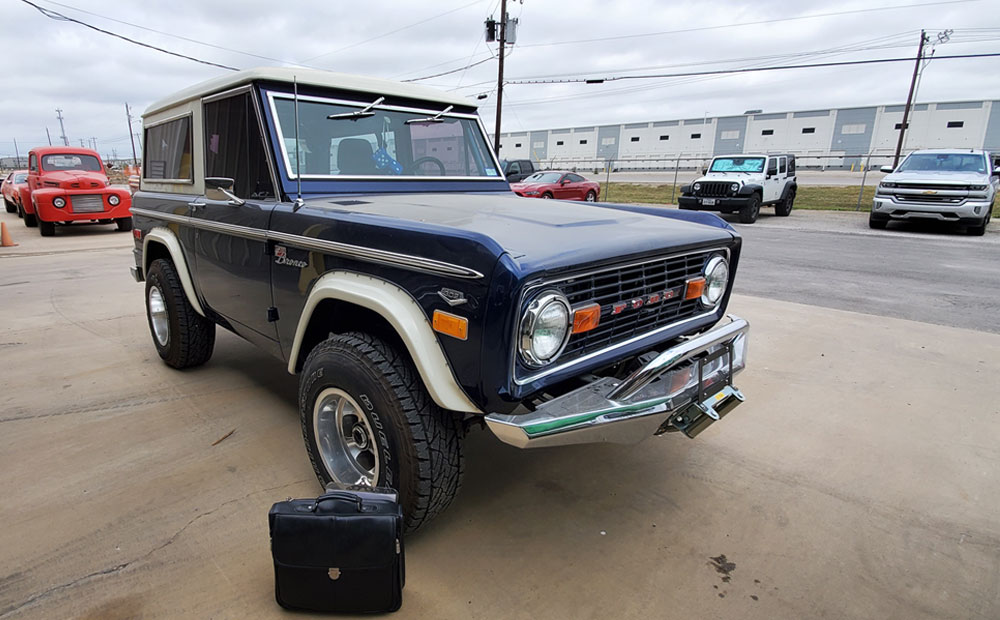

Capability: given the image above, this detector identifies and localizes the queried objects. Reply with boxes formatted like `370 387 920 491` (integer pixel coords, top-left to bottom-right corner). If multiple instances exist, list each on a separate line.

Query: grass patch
599 183 876 212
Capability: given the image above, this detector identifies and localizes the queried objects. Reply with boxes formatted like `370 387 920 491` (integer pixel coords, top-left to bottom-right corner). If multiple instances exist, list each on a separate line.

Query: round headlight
108 194 120 206
53 197 66 208
730 183 739 193
519 291 571 367
702 256 729 306
693 182 702 192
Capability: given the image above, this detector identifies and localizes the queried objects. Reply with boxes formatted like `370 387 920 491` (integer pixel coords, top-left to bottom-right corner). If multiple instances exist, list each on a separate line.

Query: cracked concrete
2 214 1000 619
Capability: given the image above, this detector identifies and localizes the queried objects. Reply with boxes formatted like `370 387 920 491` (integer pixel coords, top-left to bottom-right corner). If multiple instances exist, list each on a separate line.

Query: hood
306 192 735 276
41 170 108 189
884 170 988 184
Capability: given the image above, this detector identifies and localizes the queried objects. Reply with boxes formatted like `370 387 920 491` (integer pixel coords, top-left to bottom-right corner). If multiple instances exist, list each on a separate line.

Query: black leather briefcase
268 489 404 613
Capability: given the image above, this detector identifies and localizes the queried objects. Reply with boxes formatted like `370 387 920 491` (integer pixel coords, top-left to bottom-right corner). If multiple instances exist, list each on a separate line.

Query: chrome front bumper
485 315 749 448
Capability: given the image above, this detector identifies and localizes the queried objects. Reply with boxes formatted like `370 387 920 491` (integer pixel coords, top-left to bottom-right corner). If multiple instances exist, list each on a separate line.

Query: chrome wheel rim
586 192 596 201
148 286 169 347
313 388 380 486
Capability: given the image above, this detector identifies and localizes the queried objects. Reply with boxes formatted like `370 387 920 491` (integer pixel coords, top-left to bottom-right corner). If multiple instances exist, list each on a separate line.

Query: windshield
41 154 102 172
524 172 563 183
270 94 499 179
710 157 765 173
898 153 986 173
14 173 27 183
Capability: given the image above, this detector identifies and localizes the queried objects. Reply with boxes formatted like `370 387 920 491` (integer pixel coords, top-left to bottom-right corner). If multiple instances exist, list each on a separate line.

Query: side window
144 116 193 181
29 154 37 173
767 159 778 176
788 157 796 176
508 162 521 175
778 157 786 175
203 93 275 199
567 173 585 182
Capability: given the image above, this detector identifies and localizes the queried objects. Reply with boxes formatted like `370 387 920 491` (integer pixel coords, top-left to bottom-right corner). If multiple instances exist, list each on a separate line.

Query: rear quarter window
144 116 193 181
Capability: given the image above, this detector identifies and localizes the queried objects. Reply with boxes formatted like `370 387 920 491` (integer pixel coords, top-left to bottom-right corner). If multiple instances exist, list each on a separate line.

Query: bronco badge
274 245 308 268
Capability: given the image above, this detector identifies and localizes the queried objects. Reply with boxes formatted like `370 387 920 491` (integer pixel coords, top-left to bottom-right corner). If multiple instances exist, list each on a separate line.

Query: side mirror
205 177 245 206
701 168 707 175
561 179 570 185
880 166 894 174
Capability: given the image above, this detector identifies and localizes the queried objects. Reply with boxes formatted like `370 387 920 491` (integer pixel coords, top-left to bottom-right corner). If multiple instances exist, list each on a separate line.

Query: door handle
187 200 203 208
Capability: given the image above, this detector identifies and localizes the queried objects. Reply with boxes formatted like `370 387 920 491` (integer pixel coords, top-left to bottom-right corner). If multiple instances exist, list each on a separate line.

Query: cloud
0 0 996 158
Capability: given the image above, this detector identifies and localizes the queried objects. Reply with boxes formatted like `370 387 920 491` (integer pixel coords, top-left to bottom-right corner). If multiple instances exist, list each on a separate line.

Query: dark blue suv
130 68 750 532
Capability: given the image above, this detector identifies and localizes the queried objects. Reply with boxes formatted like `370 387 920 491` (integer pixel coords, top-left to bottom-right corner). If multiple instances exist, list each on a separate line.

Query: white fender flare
142 227 206 317
288 271 482 414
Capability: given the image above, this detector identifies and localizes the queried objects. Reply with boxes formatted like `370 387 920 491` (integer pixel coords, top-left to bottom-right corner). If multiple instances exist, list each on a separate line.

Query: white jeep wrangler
679 154 797 223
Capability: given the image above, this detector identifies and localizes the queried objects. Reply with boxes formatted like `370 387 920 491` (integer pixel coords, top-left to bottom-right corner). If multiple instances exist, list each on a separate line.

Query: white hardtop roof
144 66 475 117
906 148 989 154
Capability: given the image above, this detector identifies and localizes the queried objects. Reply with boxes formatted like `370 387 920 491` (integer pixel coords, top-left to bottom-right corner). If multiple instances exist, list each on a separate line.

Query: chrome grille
895 183 972 191
551 251 716 361
896 194 963 204
695 182 731 198
70 195 105 213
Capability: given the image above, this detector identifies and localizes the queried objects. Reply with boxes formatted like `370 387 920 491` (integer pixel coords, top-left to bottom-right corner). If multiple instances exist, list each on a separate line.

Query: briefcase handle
312 491 364 512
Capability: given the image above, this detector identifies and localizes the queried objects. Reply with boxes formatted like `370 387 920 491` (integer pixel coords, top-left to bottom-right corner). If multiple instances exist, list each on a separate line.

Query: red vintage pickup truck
24 146 132 236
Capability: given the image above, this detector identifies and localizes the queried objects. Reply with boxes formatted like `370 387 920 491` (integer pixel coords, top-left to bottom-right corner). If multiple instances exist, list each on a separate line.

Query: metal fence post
671 155 681 204
855 150 874 211
604 158 612 202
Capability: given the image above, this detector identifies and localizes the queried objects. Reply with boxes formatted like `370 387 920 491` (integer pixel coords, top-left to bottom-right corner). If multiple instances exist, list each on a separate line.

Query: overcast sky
1 0 998 159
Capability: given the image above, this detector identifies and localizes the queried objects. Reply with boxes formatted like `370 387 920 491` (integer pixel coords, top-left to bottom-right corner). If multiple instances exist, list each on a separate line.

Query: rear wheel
585 190 597 202
300 332 464 534
775 188 795 216
144 258 215 369
24 212 37 227
116 217 133 232
739 194 761 224
38 219 55 237
16 203 24 219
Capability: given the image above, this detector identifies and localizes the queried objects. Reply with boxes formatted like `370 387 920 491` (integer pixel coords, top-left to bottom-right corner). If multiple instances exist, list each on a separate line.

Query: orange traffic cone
1 221 18 247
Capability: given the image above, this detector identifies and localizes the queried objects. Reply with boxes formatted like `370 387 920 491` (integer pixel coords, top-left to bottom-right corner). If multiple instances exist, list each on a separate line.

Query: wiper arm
327 96 385 121
404 105 454 124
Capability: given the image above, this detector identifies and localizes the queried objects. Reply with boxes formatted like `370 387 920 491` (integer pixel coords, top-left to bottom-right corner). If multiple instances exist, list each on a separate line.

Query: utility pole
55 108 69 146
13 138 21 168
45 127 53 146
80 139 86 148
893 30 927 168
91 137 98 152
492 0 508 155
125 103 139 166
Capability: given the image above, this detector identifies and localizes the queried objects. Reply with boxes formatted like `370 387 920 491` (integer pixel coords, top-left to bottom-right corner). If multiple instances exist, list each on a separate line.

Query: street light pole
492 0 507 155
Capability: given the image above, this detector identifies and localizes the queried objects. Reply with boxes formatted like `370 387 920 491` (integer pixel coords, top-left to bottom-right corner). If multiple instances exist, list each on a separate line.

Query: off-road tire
116 217 133 232
739 194 761 224
3 199 14 214
868 214 888 230
145 258 215 368
299 332 464 534
24 212 37 227
38 219 55 237
775 188 795 216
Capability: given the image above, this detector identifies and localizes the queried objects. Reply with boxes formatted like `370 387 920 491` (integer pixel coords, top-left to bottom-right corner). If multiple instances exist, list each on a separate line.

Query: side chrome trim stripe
131 207 484 280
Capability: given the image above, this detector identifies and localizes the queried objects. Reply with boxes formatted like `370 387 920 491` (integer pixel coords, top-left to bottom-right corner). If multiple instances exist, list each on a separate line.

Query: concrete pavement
2 211 999 619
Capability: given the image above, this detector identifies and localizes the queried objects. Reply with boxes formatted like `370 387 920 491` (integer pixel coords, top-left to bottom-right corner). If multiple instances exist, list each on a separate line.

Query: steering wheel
406 156 446 176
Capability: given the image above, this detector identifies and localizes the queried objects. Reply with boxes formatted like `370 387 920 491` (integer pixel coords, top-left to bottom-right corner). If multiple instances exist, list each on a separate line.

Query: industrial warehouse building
497 99 1000 169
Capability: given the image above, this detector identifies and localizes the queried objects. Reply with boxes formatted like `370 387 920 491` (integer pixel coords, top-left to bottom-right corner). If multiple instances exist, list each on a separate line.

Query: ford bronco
679 154 797 223
130 68 750 532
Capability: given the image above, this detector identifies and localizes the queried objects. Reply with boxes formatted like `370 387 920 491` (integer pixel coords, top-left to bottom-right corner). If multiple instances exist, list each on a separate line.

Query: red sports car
510 171 601 202
2 169 29 216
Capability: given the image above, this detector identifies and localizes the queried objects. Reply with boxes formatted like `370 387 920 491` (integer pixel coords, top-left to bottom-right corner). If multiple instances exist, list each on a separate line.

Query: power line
518 0 976 49
403 53 497 82
299 0 487 64
503 52 1000 86
33 0 304 66
18 0 239 71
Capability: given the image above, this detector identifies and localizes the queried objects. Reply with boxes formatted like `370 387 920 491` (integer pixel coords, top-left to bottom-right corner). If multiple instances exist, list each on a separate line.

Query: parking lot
2 209 999 619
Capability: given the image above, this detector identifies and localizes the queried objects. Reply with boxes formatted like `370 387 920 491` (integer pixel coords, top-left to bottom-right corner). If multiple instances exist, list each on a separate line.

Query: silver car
871 149 997 236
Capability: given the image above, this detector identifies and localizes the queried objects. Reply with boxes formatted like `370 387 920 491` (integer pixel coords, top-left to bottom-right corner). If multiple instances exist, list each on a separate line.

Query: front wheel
24 212 37 227
868 214 888 229
38 219 55 237
4 199 14 214
968 207 992 236
541 193 553 199
739 195 761 224
585 190 597 202
145 258 215 368
299 332 464 534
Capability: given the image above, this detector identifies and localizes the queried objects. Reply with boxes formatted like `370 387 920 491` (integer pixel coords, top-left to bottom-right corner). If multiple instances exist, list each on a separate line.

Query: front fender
738 184 763 197
289 271 482 414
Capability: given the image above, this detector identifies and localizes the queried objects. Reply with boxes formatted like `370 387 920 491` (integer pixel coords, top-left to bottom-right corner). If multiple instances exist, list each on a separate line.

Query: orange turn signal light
571 302 601 334
684 277 706 300
433 310 468 341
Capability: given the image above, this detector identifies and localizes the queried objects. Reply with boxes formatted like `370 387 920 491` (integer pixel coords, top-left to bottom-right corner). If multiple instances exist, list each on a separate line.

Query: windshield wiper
327 96 385 121
404 105 454 124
